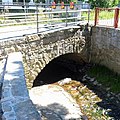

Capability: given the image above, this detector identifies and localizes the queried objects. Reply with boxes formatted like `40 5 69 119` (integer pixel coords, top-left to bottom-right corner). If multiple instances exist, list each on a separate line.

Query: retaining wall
1 52 40 120
91 26 120 74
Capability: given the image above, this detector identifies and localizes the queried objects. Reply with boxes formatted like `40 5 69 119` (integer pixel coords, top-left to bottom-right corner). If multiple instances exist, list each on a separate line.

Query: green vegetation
34 0 45 3
98 10 114 20
88 0 119 8
82 10 115 21
89 0 110 8
18 0 30 3
82 10 95 20
87 64 120 93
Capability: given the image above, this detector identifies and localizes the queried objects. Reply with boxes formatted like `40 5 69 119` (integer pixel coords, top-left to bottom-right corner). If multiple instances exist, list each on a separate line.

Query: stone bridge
1 25 120 119
0 27 88 119
0 27 88 88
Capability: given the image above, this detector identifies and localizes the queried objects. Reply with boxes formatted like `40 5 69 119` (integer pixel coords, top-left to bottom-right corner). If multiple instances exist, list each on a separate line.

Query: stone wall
1 52 40 120
0 27 85 89
91 26 120 74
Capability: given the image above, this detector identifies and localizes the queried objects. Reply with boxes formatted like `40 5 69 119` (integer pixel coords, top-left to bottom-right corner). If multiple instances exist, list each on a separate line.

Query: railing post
94 7 99 26
36 5 39 33
114 8 119 28
66 3 68 27
88 4 91 25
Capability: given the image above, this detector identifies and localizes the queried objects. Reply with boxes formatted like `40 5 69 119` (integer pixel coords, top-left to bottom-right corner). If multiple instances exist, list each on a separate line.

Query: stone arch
23 29 87 89
32 53 88 87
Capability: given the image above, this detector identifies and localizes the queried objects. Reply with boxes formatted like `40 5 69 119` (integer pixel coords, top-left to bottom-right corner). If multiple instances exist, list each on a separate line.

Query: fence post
36 5 39 33
88 4 91 25
114 8 119 28
66 3 68 27
94 7 99 26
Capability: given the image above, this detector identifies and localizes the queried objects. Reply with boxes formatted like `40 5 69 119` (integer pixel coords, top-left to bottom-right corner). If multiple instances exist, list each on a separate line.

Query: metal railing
0 3 90 40
94 7 120 28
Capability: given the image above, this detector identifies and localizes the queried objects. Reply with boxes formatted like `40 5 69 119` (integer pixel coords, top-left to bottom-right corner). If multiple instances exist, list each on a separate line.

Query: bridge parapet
1 52 40 120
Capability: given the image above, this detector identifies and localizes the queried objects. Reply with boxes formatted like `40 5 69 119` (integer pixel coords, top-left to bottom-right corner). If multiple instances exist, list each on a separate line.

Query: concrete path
0 24 80 41
29 85 83 120
0 25 48 40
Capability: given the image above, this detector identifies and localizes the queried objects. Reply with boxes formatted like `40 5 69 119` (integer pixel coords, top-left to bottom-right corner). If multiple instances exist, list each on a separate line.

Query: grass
82 10 115 21
82 10 95 20
87 64 120 93
98 10 114 20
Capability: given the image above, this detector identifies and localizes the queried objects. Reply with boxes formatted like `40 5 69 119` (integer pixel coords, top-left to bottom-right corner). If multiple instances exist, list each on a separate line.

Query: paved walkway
29 85 83 120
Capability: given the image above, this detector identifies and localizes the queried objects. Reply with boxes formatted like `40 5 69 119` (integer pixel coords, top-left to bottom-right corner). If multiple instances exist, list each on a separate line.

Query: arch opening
33 53 89 87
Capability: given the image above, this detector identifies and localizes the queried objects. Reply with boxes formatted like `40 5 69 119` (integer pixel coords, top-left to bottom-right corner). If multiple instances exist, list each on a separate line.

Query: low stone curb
1 52 41 120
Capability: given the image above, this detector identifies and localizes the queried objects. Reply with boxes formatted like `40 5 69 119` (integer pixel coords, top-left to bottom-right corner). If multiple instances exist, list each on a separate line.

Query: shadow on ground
35 103 87 120
35 103 70 120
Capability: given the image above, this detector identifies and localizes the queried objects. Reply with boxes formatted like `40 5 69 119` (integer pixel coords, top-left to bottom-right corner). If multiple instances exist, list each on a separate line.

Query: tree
34 0 45 3
89 0 108 8
112 0 119 7
18 0 30 3
89 0 119 8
